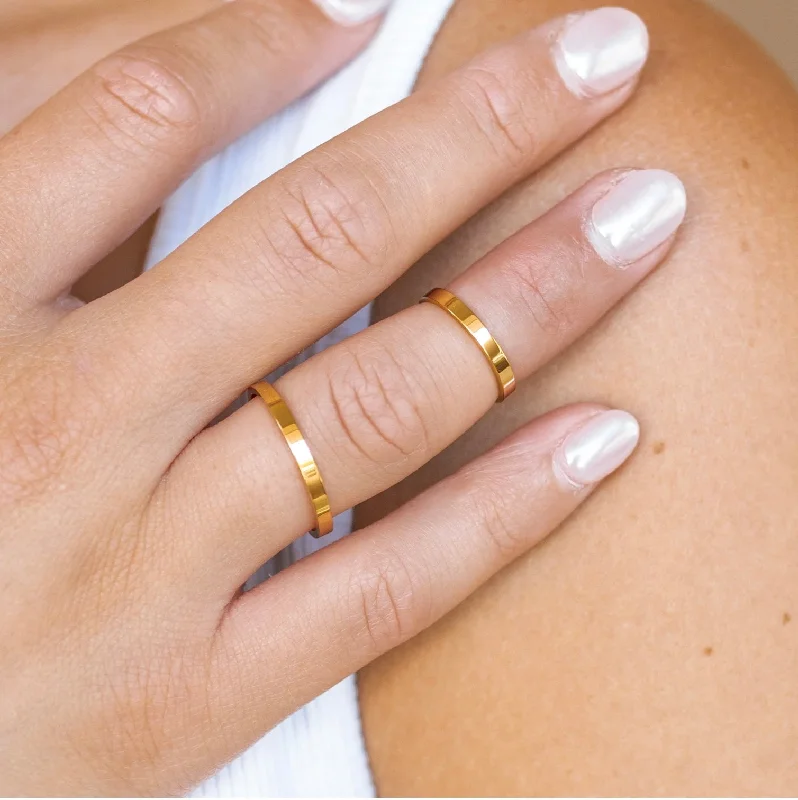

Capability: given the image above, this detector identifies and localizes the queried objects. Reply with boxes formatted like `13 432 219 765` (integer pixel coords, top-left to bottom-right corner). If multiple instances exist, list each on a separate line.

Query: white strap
158 0 458 795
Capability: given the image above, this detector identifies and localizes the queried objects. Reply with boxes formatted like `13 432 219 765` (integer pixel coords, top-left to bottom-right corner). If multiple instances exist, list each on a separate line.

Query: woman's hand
0 1 681 794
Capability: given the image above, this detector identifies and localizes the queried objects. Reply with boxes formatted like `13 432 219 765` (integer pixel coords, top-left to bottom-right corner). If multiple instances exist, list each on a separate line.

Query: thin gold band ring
249 381 333 538
421 288 516 403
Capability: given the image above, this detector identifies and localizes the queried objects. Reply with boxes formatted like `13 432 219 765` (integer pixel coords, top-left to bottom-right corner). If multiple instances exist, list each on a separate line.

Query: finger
0 0 224 135
89 8 651 438
160 168 685 588
210 404 641 748
0 0 377 308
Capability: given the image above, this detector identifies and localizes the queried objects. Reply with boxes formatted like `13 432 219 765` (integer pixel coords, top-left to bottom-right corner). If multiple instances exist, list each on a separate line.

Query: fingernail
310 0 392 25
554 410 640 488
555 7 649 97
588 169 687 267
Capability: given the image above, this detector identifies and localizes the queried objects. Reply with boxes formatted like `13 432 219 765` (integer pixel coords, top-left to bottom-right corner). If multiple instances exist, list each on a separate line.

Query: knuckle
83 49 205 159
479 495 525 559
265 159 393 291
506 247 576 337
347 550 427 656
85 644 206 793
460 453 529 559
456 62 539 164
230 0 302 60
325 343 431 469
0 362 90 505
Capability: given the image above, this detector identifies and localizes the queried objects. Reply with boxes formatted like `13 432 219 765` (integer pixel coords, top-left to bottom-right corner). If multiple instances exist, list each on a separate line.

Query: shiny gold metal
249 381 333 538
421 288 516 402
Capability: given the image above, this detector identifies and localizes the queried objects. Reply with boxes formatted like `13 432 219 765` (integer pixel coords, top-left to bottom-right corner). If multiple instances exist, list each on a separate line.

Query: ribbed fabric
144 0 457 795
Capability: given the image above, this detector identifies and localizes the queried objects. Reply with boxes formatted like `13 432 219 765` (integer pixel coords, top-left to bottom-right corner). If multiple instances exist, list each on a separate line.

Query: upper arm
358 0 798 794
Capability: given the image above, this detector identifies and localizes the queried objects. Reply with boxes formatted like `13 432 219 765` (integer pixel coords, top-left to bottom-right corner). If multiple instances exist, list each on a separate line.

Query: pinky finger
212 403 640 743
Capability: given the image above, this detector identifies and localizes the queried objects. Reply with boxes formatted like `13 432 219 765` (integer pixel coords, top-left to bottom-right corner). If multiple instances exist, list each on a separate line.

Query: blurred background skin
2 0 798 796
707 0 796 83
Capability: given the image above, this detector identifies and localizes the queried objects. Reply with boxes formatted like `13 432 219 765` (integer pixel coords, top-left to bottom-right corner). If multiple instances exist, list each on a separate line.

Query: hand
0 1 681 794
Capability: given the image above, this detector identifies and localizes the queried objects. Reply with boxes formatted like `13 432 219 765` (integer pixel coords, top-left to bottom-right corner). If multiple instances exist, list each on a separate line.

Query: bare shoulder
359 0 798 795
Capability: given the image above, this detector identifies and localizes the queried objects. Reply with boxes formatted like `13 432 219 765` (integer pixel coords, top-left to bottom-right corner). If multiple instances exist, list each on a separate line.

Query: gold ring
249 381 333 538
421 288 516 403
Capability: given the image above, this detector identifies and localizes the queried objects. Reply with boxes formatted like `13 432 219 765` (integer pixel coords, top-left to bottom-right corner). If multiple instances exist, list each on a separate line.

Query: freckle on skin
740 238 750 253
703 646 713 656
741 157 751 170
652 441 665 455
784 612 791 625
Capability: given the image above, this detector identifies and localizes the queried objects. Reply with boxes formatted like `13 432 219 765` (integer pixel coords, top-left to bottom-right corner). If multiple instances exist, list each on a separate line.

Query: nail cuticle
552 452 592 492
310 0 392 25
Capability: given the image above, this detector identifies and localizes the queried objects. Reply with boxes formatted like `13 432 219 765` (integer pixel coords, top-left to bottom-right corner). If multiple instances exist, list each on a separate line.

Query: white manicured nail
588 169 687 267
555 7 649 97
555 410 640 488
310 0 392 25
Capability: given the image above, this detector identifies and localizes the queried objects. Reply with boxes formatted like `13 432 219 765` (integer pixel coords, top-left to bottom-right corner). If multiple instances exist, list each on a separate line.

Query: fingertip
587 168 688 268
554 7 650 98
552 408 641 490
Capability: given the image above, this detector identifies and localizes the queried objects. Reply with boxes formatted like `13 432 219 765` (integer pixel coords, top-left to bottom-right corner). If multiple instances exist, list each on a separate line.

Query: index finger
0 0 376 308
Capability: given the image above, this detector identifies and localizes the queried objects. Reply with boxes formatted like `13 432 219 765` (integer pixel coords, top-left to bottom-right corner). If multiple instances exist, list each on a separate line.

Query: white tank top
145 0 457 795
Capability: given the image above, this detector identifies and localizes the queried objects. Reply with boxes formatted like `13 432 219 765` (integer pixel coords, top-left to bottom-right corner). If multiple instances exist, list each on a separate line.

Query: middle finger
85 8 651 449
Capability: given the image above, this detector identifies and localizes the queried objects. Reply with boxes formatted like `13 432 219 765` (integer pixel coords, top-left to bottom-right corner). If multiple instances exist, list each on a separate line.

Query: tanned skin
359 0 798 795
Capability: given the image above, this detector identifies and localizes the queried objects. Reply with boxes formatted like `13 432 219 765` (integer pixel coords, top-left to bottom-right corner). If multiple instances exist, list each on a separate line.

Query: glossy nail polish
556 7 649 97
588 169 687 267
311 0 392 25
554 410 640 488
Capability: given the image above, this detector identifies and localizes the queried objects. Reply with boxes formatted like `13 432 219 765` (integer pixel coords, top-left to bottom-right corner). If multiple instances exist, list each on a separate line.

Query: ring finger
159 166 686 590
